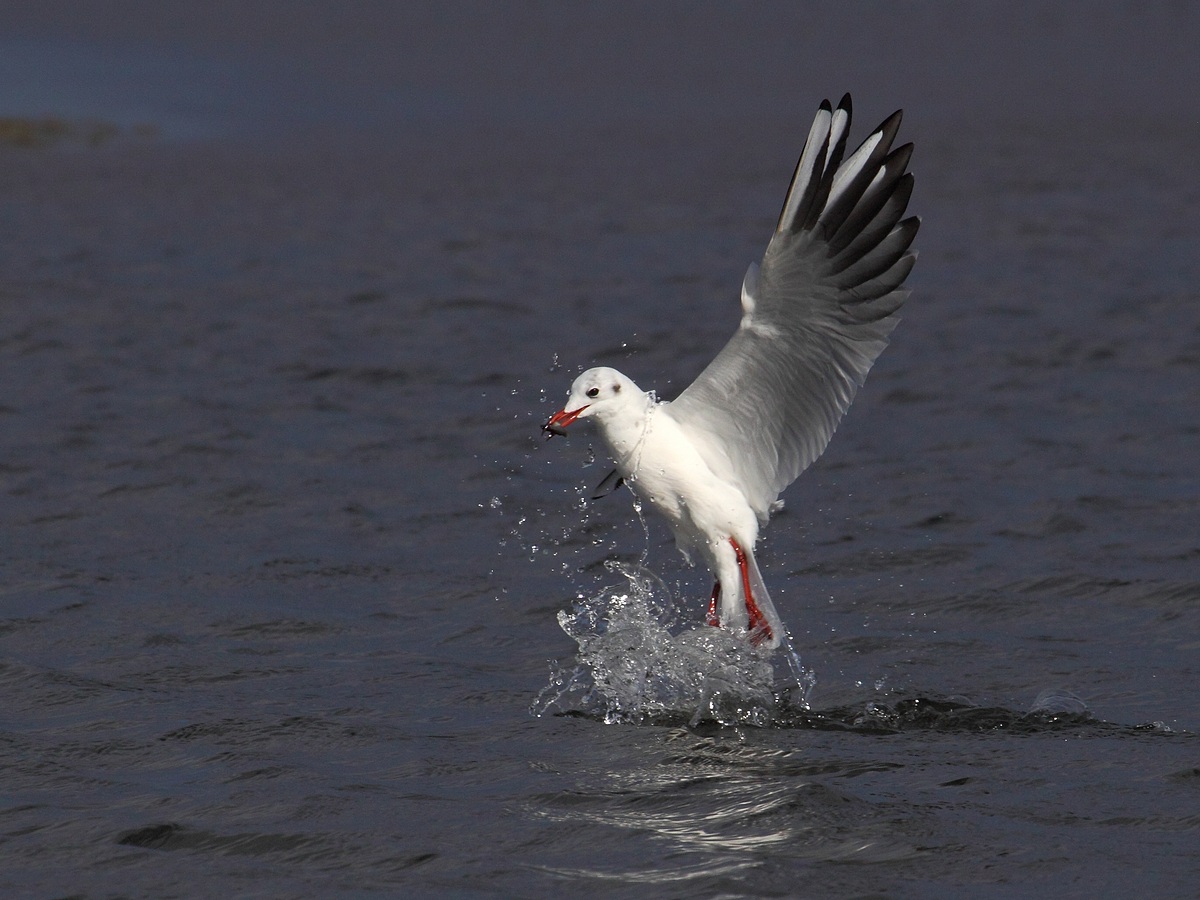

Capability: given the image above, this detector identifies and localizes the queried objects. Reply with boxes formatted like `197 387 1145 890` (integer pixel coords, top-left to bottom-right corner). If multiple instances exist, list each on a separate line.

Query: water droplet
530 562 804 726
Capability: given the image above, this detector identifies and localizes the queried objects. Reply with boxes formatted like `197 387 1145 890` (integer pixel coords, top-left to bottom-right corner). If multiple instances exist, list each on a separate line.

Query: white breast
599 404 759 558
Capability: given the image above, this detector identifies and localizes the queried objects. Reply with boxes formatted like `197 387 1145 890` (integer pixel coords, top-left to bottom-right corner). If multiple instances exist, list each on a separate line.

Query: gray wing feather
667 94 919 522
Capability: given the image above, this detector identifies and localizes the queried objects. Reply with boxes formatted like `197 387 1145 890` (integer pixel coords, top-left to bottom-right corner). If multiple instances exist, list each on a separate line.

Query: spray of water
532 561 815 727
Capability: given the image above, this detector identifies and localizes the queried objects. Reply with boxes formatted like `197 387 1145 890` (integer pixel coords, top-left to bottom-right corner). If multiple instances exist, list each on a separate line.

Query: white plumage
545 94 919 650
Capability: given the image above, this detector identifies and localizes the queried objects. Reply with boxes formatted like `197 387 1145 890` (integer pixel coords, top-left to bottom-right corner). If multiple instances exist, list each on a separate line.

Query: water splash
532 561 814 727
1028 688 1090 718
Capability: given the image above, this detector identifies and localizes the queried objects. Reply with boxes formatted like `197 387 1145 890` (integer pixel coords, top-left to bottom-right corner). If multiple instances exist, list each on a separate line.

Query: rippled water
2 4 1199 897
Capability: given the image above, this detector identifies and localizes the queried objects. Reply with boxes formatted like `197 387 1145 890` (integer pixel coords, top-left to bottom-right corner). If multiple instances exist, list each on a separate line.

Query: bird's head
542 367 643 437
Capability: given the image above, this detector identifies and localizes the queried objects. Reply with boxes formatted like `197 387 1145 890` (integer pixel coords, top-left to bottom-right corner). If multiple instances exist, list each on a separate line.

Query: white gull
544 94 919 650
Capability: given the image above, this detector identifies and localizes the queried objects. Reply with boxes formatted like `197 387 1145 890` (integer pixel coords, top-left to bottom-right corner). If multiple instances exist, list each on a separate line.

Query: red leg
729 537 773 646
707 582 720 627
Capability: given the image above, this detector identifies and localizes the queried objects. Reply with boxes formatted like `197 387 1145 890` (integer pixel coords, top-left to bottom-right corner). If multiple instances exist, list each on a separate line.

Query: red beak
542 405 589 437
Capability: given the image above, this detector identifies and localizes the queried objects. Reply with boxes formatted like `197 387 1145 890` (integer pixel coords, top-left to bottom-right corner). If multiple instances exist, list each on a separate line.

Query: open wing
666 94 918 522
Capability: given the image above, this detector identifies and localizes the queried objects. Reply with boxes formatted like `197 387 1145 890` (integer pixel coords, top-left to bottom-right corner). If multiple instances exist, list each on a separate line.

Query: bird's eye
586 387 599 398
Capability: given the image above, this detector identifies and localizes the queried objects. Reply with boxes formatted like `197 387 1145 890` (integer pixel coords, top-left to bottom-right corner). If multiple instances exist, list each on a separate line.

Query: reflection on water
527 698 1184 888
530 730 922 885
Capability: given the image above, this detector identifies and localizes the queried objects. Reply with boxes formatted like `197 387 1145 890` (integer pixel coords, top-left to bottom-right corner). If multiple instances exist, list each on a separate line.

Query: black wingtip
876 108 903 144
800 98 853 233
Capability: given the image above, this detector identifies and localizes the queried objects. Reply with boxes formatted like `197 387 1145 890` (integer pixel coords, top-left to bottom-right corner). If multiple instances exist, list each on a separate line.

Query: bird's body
545 94 918 650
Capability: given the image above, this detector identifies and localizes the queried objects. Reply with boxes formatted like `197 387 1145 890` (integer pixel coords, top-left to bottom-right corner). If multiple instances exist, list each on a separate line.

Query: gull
543 94 918 650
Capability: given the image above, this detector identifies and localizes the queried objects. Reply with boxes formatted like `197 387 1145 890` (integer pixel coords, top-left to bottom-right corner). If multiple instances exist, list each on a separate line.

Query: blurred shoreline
2 3 1198 145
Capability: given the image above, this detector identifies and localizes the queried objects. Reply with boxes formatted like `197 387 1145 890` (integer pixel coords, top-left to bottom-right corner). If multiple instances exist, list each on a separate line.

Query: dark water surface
2 4 1199 897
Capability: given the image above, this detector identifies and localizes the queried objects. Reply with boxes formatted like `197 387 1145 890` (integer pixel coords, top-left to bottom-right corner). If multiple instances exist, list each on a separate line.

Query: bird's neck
596 395 656 473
